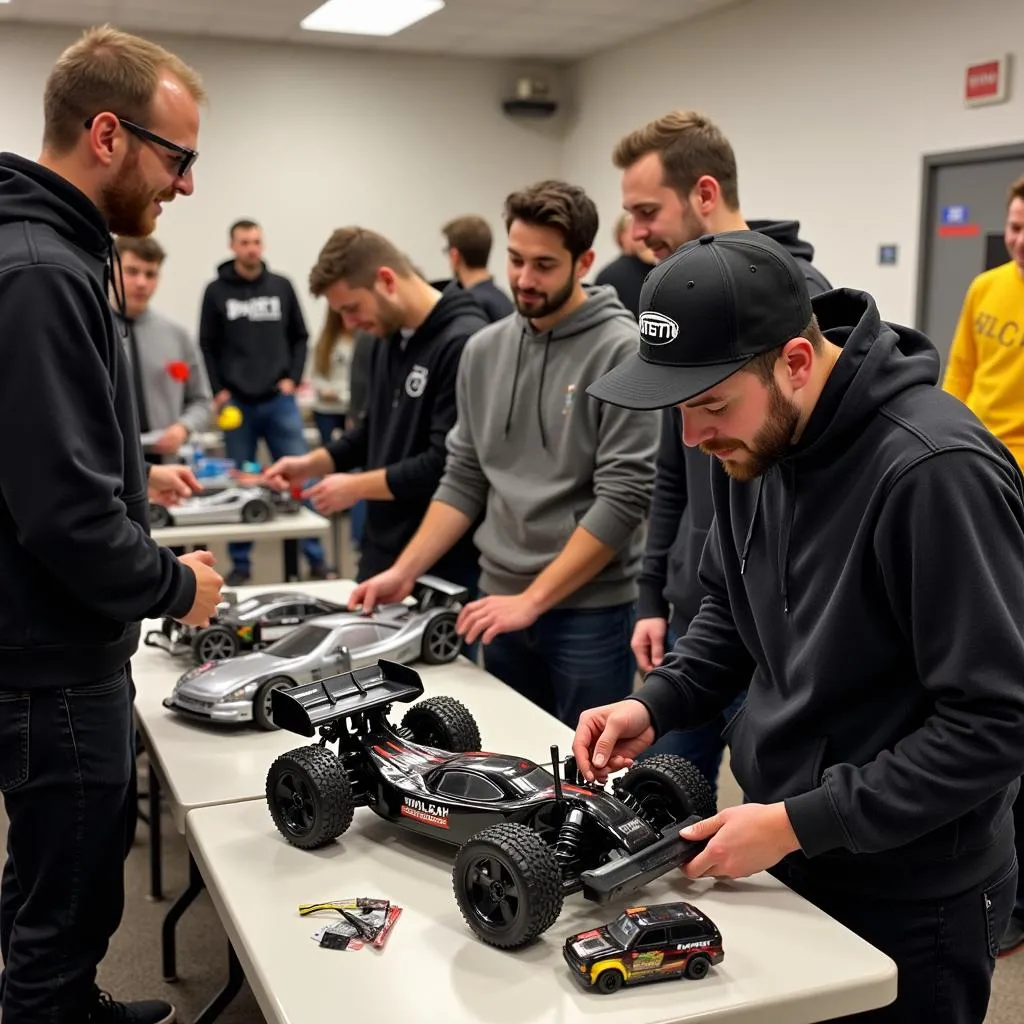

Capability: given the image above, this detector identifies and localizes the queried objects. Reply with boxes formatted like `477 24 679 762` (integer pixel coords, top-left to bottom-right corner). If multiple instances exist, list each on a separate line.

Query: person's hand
632 616 668 673
679 803 802 880
152 423 189 455
456 594 542 646
302 473 362 515
572 699 656 783
214 389 232 408
348 568 415 613
277 378 296 396
176 550 224 627
263 454 315 492
148 464 202 507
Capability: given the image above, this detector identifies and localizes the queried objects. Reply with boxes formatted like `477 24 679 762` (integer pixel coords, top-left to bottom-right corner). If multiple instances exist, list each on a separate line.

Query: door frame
915 141 1024 329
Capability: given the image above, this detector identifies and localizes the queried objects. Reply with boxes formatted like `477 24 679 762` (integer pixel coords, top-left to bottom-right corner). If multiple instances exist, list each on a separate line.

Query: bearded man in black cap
574 230 1024 1024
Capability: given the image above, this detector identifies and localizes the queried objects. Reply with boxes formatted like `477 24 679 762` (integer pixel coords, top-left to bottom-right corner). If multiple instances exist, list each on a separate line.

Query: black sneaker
225 568 251 587
90 988 175 1023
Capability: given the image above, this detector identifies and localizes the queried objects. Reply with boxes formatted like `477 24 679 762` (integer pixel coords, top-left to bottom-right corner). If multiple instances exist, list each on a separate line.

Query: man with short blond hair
0 24 223 1024
442 214 513 322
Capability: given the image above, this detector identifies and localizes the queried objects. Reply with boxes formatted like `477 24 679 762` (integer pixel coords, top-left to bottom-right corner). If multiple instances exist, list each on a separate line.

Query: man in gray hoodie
112 234 212 462
350 180 659 728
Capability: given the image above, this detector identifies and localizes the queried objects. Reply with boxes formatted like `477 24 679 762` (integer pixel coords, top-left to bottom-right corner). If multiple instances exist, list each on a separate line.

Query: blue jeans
0 669 133 1023
223 393 328 575
482 602 636 730
636 626 746 796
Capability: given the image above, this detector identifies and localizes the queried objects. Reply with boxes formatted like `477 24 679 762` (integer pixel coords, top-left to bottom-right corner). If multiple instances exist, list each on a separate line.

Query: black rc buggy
265 660 716 949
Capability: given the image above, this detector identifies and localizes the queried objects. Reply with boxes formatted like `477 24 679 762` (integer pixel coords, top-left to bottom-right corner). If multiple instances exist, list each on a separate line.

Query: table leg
283 538 299 581
161 853 205 982
147 768 163 902
193 941 245 1024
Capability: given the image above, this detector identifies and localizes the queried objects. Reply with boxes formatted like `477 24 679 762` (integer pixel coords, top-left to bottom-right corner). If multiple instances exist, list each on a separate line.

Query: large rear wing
271 660 425 738
411 574 470 610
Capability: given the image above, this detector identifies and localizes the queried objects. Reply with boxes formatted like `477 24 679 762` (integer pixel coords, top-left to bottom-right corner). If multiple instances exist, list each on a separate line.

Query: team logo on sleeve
405 365 429 398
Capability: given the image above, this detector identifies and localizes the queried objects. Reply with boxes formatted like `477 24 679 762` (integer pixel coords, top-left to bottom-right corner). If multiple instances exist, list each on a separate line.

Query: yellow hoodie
943 260 1024 468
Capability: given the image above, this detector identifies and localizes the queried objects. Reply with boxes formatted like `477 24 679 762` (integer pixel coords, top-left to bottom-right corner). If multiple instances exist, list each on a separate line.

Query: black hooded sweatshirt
0 153 195 687
634 289 1024 899
199 259 308 404
638 221 832 634
328 288 487 580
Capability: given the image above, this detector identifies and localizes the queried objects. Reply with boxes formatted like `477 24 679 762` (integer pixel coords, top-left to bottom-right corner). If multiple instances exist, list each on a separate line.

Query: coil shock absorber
553 806 586 868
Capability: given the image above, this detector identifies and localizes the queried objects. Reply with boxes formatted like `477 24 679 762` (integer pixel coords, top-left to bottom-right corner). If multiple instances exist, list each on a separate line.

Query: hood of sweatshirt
215 258 269 287
746 219 817 264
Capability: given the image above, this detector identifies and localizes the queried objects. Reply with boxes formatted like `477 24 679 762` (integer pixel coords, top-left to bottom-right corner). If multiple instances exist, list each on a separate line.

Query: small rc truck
265 660 716 949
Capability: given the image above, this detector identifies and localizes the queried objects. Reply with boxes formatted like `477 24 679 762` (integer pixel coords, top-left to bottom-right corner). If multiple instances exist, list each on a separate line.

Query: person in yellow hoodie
943 173 1024 957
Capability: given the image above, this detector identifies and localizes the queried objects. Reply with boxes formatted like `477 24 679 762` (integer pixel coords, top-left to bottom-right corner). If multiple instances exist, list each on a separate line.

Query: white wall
564 0 1024 325
0 23 563 336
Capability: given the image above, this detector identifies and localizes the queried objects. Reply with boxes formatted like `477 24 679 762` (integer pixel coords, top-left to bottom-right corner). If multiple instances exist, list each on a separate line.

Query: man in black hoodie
0 26 223 1024
265 227 485 596
580 231 1024 1023
613 109 832 794
199 219 332 585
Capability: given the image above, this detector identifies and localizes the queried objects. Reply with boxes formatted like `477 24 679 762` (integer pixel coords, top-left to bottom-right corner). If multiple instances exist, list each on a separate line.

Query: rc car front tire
596 969 625 994
266 745 354 850
616 754 717 829
401 696 481 752
241 499 272 523
253 676 295 731
191 624 239 664
452 822 563 949
420 612 461 664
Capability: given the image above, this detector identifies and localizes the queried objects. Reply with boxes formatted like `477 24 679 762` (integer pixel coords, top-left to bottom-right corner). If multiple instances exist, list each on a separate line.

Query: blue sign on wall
941 204 970 225
878 244 898 265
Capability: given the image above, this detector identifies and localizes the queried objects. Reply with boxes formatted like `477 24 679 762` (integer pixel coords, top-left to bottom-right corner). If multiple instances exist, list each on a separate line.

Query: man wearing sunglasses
0 26 221 1024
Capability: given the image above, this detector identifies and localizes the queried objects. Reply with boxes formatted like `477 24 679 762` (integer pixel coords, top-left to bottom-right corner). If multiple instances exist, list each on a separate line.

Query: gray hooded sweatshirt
435 284 659 608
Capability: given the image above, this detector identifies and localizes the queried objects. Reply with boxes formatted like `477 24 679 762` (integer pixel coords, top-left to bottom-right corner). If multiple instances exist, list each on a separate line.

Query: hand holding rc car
347 567 415 613
149 463 202 507
678 803 802 880
572 698 657 783
176 550 224 627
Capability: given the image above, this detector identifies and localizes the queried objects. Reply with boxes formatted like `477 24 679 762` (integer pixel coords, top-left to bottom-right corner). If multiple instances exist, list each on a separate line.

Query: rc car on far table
564 901 724 993
264 659 716 949
163 577 468 729
145 589 350 664
148 485 298 530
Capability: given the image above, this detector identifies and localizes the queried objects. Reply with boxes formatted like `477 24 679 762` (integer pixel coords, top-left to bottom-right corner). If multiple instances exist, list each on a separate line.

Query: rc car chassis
265 660 715 949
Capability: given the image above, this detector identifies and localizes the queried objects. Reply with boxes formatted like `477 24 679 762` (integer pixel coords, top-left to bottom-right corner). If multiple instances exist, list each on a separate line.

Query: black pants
771 855 1018 1023
0 668 133 1023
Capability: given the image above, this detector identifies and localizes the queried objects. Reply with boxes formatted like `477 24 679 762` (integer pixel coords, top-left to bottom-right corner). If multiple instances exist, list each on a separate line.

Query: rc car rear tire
266 745 354 850
241 499 272 523
452 822 563 949
253 676 295 731
148 504 171 529
685 953 711 980
401 696 481 752
191 624 239 664
596 968 625 994
420 612 461 664
616 754 717 829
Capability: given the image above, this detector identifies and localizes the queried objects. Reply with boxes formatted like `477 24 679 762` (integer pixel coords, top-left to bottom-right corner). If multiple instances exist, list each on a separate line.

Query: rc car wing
411 575 470 609
271 659 426 737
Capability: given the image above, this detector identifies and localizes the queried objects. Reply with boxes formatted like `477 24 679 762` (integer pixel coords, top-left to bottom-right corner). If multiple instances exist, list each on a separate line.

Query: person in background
579 230 1024 1024
614 108 831 794
943 172 1024 956
0 26 223 1024
593 212 656 318
309 308 354 445
112 234 211 463
442 214 514 323
350 181 659 729
198 218 333 584
264 226 486 599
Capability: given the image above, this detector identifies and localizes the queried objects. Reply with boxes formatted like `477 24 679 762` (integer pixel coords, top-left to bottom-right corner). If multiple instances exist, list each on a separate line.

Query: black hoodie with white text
634 289 1024 899
0 153 195 688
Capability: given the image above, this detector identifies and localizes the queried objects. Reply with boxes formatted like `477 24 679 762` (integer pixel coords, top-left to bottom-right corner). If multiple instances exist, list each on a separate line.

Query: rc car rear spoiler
412 575 470 609
271 659 426 737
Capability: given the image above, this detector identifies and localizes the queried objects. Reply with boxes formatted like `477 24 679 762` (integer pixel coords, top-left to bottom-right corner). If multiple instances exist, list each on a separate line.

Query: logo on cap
639 311 679 345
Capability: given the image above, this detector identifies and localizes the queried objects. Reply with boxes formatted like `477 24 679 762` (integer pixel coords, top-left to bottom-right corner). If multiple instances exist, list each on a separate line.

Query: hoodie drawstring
536 333 551 450
503 328 527 439
740 476 764 577
108 240 128 337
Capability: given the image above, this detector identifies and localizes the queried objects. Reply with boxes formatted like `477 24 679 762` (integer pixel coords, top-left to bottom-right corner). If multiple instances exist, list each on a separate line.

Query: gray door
916 144 1024 371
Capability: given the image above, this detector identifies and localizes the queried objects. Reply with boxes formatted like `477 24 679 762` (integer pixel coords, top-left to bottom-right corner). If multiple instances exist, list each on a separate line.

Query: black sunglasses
83 114 198 178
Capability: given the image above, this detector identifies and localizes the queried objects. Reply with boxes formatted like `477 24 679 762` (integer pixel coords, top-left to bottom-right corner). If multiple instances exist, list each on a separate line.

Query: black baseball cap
587 230 813 410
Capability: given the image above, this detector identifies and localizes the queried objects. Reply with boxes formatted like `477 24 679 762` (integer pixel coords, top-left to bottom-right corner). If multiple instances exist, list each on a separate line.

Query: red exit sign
965 56 1011 107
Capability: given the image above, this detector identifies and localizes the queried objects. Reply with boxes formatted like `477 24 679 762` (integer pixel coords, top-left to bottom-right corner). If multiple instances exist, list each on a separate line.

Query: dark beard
100 150 156 237
702 376 800 482
514 267 576 319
